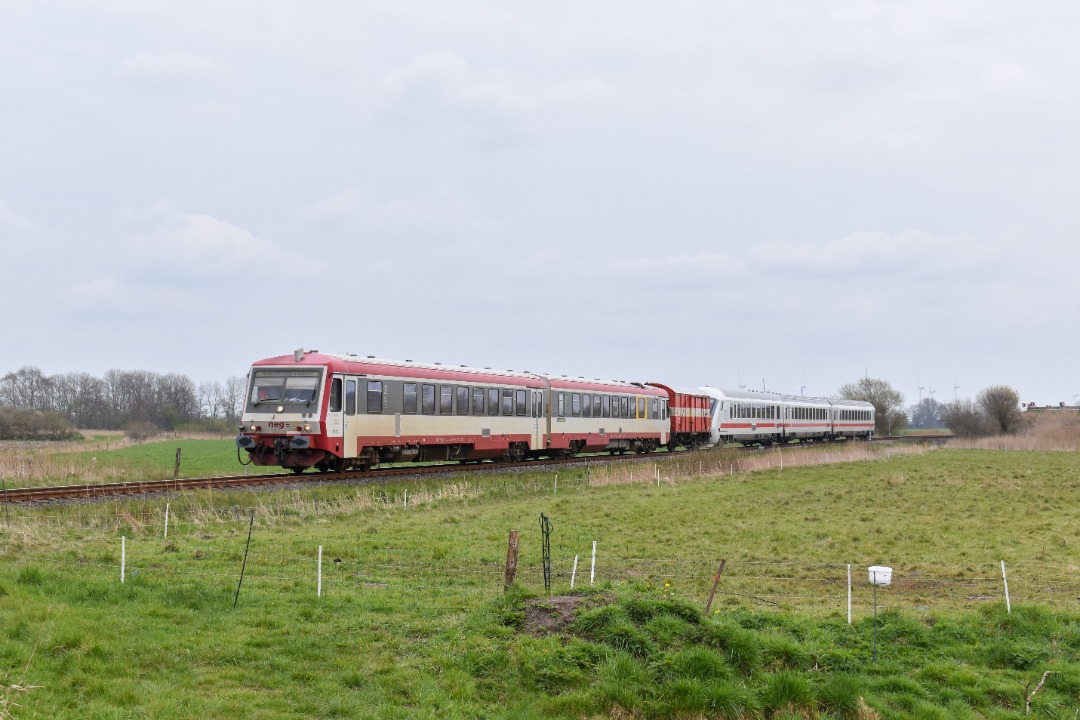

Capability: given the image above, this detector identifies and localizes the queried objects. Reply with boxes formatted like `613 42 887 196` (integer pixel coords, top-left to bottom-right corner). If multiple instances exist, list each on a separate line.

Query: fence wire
12 528 1080 618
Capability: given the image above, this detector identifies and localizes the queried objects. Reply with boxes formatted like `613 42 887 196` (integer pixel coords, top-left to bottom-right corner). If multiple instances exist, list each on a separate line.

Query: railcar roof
250 352 663 393
699 387 872 407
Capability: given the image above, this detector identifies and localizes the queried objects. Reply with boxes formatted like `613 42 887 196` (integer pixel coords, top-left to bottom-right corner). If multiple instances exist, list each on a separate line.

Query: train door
326 374 344 451
531 390 544 451
342 377 357 458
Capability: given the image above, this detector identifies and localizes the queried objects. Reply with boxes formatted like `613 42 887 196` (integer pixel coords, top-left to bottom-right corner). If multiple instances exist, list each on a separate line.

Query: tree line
0 365 246 440
838 377 1029 438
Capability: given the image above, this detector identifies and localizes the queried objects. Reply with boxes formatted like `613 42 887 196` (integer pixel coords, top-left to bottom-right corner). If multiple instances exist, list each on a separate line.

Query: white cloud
125 202 326 282
749 231 982 277
365 52 535 147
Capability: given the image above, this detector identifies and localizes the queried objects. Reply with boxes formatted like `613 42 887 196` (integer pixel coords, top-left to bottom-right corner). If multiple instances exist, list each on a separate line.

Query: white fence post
164 503 170 539
404 489 408 510
121 536 126 584
1001 560 1011 613
570 555 579 589
590 541 597 585
847 564 852 624
318 546 323 598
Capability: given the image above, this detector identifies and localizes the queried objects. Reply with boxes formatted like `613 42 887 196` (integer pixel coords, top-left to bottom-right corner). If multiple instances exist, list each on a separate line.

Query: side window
502 389 513 416
603 396 611 418
638 398 646 419
456 386 469 415
582 394 591 417
593 395 601 417
345 379 356 416
516 389 527 416
422 384 436 415
367 381 383 414
621 397 629 418
572 393 581 417
472 387 485 415
488 388 500 416
651 398 658 419
329 378 342 413
558 393 566 417
440 385 453 415
404 383 418 414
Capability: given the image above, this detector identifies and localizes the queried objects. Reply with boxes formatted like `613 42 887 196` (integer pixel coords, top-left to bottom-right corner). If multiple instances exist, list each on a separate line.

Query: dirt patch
522 593 613 637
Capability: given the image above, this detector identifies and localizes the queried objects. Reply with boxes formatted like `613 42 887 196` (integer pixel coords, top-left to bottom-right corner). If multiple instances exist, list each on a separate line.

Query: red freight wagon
646 383 713 450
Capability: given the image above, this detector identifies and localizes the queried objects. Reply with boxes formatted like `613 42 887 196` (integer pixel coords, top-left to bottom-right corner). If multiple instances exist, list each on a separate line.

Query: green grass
2 447 1080 717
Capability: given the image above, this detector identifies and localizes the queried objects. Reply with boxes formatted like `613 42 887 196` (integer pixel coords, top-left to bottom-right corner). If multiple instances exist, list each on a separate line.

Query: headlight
304 424 311 431
276 405 284 413
249 424 257 431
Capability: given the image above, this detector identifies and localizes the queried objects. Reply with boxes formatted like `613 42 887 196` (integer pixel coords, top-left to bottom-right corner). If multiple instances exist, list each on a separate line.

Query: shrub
124 421 161 442
0 407 79 440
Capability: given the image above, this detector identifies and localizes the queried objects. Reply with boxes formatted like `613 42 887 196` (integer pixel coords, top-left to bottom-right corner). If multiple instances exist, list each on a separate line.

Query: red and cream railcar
645 383 712 449
236 351 669 473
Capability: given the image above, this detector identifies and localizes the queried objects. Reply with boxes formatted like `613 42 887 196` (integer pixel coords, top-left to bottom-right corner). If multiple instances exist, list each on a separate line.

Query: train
235 350 875 473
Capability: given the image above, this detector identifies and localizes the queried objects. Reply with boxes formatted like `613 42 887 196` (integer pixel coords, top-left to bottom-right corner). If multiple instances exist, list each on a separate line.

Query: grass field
3 437 1080 717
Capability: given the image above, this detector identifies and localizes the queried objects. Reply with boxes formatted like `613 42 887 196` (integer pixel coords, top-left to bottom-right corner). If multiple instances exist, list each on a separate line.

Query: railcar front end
236 361 334 472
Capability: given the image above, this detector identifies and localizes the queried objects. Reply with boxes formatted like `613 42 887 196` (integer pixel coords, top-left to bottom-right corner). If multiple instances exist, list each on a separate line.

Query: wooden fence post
704 559 727 614
504 530 520 591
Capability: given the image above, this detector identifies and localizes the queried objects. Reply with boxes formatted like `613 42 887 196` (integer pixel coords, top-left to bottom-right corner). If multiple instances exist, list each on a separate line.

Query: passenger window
502 390 513 416
329 378 342 413
603 396 611 417
457 386 469 415
621 397 629 417
422 384 436 415
558 393 566 417
345 379 356 416
440 386 452 415
516 389 527 416
367 381 383 414
488 388 500 416
582 394 591 417
572 394 581 417
472 387 485 415
651 398 658 418
404 383 418 414
638 398 646 418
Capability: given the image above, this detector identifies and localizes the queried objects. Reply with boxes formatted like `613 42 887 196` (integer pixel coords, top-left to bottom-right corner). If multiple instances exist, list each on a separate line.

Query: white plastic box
868 566 892 586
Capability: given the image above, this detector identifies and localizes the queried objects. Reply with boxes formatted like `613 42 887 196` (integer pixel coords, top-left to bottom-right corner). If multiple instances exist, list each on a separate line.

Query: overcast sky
2 1 1077 407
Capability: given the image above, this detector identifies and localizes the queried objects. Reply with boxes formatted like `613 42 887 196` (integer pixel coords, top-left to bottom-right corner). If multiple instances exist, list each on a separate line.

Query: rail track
0 455 616 505
0 433 948 505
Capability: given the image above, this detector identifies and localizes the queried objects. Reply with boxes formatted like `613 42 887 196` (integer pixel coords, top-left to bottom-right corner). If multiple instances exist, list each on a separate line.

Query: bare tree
838 377 907 436
223 375 247 423
909 398 945 429
199 381 225 419
940 399 992 438
978 385 1022 434
0 366 53 409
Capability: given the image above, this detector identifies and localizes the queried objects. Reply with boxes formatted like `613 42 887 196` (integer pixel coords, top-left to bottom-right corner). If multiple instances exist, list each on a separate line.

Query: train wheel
291 467 305 475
